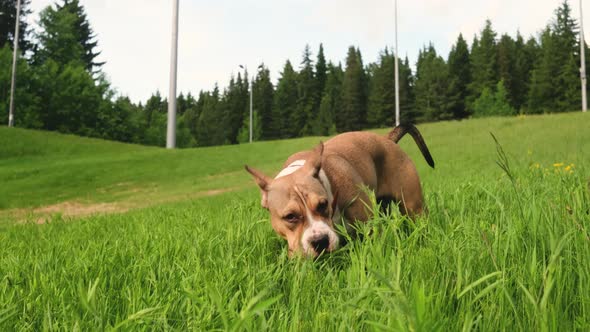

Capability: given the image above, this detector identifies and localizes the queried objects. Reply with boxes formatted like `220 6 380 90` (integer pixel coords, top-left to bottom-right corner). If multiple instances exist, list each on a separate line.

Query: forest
0 0 588 147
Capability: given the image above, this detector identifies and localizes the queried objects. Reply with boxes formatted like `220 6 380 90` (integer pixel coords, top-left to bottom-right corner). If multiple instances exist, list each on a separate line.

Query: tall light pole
166 0 179 148
8 0 22 127
394 0 400 126
239 64 262 143
580 0 587 112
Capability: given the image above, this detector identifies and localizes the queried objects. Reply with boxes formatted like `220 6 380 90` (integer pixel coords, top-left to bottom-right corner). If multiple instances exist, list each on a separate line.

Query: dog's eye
284 213 300 223
316 199 328 214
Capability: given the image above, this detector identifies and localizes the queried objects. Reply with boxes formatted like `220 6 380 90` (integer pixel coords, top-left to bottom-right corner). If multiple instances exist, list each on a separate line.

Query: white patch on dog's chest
275 160 306 179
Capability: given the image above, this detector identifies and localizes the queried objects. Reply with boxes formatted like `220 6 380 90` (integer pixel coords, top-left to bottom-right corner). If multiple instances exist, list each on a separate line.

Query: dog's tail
388 124 435 169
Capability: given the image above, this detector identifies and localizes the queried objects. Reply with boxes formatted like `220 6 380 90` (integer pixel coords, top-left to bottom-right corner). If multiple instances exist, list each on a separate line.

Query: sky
26 0 590 103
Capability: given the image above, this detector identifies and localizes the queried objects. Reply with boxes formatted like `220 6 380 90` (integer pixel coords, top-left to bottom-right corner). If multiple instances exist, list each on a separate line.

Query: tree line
1 0 587 148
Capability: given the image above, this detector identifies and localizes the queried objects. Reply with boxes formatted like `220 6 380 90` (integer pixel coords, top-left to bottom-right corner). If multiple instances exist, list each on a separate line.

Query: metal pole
581 0 587 112
249 76 253 143
166 0 179 148
394 0 400 126
8 0 22 127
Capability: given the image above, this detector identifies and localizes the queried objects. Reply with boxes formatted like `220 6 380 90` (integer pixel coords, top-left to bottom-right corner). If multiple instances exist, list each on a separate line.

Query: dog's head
245 143 339 257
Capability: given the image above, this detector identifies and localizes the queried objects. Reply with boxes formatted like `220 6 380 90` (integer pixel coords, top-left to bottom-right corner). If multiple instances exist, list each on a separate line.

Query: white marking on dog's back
275 160 306 179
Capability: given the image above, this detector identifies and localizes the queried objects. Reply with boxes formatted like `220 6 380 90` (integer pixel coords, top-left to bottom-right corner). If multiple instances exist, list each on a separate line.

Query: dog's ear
308 141 324 178
245 165 272 209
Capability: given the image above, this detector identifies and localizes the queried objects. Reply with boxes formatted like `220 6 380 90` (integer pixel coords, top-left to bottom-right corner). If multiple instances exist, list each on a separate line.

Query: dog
245 124 435 257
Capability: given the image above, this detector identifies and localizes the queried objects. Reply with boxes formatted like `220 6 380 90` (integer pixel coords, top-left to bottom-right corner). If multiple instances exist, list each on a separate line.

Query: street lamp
239 64 263 143
580 0 587 112
166 0 179 148
393 0 400 126
8 0 22 127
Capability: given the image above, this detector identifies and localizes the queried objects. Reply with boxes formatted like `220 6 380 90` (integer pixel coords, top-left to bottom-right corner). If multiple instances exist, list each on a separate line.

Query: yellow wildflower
553 162 564 167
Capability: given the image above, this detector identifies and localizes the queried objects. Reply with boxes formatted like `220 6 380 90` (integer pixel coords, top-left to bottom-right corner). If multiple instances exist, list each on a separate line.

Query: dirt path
2 186 242 224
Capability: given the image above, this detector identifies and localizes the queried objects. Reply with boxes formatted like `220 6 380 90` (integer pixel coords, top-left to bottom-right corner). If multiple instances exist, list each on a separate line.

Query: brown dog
245 124 434 257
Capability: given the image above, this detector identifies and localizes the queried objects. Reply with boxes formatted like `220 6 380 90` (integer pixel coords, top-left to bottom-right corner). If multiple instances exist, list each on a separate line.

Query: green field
1 113 589 330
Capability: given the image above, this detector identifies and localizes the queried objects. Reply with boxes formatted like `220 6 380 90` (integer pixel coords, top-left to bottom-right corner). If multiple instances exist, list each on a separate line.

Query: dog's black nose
311 235 330 253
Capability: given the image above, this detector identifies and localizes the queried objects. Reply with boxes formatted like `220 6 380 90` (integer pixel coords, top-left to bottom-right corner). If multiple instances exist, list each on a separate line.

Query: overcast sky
27 0 589 103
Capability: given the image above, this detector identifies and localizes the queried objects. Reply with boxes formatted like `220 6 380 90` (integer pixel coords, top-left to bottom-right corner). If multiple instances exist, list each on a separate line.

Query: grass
0 112 589 330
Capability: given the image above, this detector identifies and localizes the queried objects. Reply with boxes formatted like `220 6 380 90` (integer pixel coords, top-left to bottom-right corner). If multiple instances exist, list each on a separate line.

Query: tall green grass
1 113 589 330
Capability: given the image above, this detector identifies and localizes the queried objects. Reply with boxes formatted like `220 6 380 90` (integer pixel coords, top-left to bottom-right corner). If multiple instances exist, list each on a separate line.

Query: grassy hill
1 112 587 214
1 112 589 330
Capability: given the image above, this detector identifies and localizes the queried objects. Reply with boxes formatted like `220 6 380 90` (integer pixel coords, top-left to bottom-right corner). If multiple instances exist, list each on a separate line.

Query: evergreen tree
197 86 225 146
36 0 103 73
528 1 580 113
398 56 416 124
367 48 395 127
273 60 298 138
447 33 471 119
553 0 580 111
414 44 452 121
512 34 538 111
56 0 104 72
98 96 137 143
473 80 515 117
143 91 166 128
339 46 368 131
468 20 498 111
35 59 108 136
315 44 328 102
297 44 316 136
251 65 274 140
36 4 84 67
312 43 328 134
223 73 248 144
182 91 204 144
496 34 516 106
528 27 558 113
314 62 342 135
0 0 33 52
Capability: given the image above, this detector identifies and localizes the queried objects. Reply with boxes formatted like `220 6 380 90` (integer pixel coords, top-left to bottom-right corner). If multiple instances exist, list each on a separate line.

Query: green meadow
1 112 589 330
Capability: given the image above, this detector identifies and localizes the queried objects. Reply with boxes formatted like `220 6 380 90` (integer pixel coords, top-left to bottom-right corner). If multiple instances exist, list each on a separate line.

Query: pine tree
273 60 298 138
414 44 452 121
367 48 395 127
528 1 580 113
473 80 515 117
496 34 516 106
447 33 471 119
36 5 84 66
0 0 33 52
252 65 274 140
197 86 225 146
36 0 103 73
315 44 328 101
339 46 368 131
468 20 498 111
528 27 559 113
297 44 316 136
398 56 416 124
512 33 538 111
554 0 580 111
314 62 343 135
56 0 104 72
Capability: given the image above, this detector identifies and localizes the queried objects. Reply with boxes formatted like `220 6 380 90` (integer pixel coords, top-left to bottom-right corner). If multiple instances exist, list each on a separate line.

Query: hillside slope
1 112 588 216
